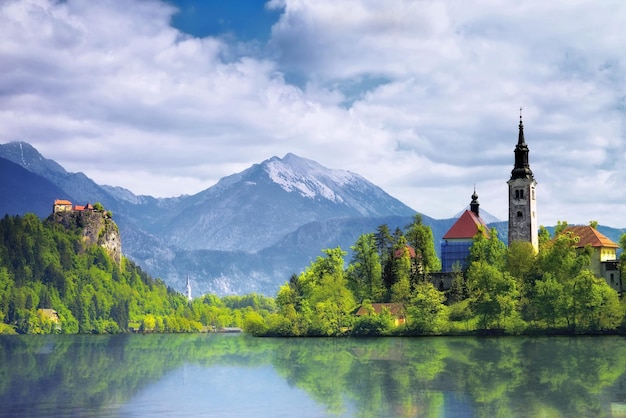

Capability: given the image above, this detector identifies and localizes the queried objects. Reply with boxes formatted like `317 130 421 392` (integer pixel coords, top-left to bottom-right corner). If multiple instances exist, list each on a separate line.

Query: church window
517 211 523 218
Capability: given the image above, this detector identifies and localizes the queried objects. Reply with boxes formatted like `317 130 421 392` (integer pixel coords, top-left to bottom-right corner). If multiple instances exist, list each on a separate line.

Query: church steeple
507 109 538 252
511 109 534 180
470 187 479 217
186 274 192 302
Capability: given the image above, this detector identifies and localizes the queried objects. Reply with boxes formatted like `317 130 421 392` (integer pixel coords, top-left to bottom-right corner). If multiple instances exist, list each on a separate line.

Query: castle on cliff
51 199 121 264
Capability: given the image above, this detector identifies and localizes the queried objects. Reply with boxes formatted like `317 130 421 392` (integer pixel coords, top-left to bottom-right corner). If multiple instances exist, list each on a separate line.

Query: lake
1 334 626 417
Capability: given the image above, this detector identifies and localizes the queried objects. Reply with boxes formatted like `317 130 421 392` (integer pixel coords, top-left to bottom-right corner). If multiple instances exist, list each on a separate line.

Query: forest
0 213 273 334
1 210 625 336
244 215 626 336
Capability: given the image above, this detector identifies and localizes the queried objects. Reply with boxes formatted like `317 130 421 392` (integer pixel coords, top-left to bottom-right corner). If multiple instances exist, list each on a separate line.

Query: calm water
1 334 626 417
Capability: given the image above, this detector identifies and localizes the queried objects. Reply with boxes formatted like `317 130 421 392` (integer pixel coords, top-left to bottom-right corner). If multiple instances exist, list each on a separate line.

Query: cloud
0 0 625 228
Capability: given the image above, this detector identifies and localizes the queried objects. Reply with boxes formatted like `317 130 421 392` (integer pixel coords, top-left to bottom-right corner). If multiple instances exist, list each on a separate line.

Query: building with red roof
560 225 621 292
440 189 487 272
53 199 73 213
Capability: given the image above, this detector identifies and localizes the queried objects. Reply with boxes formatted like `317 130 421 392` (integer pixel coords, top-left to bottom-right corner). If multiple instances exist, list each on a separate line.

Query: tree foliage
0 213 261 334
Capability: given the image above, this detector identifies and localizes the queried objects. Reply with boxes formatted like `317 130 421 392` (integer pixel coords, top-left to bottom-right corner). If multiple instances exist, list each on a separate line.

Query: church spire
186 274 192 303
517 107 526 146
470 186 479 217
511 108 534 180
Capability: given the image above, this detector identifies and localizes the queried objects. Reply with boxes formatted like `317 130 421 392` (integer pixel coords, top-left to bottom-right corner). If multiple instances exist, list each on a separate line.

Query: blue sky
167 0 280 40
1 0 626 227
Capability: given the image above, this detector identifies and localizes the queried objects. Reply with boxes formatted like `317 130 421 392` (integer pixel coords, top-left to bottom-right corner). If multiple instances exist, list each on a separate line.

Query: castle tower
507 110 538 251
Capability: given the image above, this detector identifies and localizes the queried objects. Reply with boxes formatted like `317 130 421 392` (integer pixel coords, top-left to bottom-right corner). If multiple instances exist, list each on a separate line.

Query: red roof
394 245 416 259
442 210 487 240
54 199 72 205
561 225 619 249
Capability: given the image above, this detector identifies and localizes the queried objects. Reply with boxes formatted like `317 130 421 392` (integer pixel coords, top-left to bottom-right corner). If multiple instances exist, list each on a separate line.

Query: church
438 112 622 292
441 112 538 271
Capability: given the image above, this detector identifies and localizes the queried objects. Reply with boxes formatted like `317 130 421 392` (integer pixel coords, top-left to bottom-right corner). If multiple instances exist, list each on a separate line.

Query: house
53 199 73 213
561 225 622 292
73 203 94 211
39 308 59 323
355 303 406 326
440 189 487 272
38 308 61 331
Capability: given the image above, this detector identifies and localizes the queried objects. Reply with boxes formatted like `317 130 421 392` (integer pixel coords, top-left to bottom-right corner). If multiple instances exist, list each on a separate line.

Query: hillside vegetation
0 212 273 334
245 218 626 336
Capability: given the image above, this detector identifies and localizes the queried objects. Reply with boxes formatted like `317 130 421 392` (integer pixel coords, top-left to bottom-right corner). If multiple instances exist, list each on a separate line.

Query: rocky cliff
52 210 122 265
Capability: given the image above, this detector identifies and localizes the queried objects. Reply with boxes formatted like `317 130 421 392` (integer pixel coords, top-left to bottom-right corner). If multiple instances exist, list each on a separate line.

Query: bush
243 311 267 336
448 300 472 322
351 313 394 336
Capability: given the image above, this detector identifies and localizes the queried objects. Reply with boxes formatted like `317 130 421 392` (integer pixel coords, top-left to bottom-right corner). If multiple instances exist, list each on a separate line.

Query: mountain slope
158 153 416 252
0 157 75 218
0 141 422 294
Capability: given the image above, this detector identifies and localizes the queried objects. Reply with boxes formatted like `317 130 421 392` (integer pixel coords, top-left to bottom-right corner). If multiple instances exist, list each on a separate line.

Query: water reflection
1 334 626 417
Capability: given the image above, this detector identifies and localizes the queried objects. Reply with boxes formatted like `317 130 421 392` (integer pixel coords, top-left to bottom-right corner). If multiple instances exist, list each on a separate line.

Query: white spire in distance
186 274 192 302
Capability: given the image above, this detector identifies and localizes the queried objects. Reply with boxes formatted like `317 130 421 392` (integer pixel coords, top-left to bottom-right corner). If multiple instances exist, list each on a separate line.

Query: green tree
390 236 412 304
468 227 507 270
571 270 623 332
538 228 589 284
298 248 356 336
346 233 384 303
531 273 567 328
467 261 519 330
408 282 447 334
404 214 441 281
243 311 268 335
375 224 395 292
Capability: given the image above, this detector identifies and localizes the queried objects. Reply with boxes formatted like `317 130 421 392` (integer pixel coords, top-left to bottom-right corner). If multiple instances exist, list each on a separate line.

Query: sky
1 0 625 227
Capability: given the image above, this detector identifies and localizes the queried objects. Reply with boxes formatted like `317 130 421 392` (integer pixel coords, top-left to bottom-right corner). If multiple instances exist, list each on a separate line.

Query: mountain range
2 141 624 296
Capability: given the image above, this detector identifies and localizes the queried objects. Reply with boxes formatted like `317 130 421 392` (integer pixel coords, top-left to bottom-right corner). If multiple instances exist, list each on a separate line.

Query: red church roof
442 210 487 240
561 225 619 249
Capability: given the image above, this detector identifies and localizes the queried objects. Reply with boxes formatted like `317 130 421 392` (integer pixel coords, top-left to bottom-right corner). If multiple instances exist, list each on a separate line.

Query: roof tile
442 210 487 240
561 225 619 248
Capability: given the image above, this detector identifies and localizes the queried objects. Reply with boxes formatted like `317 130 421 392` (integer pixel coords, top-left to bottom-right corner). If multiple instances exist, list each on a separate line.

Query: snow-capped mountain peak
264 154 358 203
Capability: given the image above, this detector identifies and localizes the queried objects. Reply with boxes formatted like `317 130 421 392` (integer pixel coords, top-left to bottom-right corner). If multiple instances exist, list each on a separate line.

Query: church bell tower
507 110 538 251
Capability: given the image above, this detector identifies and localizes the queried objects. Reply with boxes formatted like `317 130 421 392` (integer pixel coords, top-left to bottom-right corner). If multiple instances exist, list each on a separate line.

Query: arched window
517 211 523 218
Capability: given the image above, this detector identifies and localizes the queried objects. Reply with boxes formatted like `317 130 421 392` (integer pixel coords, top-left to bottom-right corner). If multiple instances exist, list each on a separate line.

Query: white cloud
1 0 625 227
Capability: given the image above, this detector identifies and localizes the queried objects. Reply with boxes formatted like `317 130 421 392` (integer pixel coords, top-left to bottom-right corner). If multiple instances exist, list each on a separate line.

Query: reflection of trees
2 335 626 417
447 336 626 417
0 334 274 416
271 338 450 417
